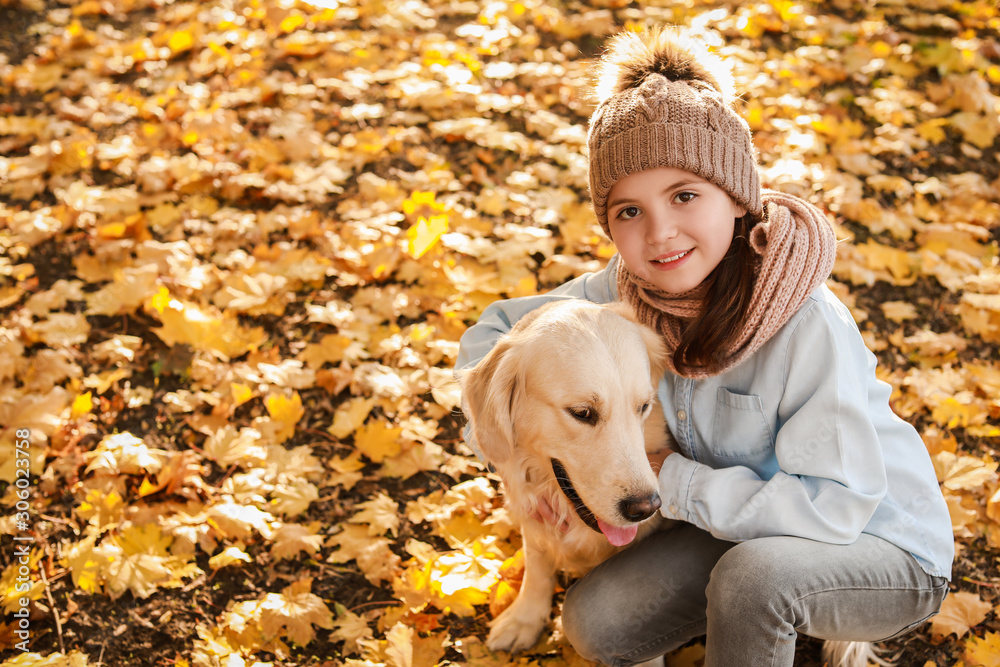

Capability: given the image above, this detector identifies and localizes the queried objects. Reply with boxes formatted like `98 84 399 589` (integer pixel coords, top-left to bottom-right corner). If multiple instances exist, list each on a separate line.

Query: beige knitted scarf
616 190 837 378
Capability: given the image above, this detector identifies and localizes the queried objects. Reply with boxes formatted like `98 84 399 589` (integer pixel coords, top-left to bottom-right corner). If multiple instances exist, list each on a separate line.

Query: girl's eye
675 191 697 204
617 206 640 220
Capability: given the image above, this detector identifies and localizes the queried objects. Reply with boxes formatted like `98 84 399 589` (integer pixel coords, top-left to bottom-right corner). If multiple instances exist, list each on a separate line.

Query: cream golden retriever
460 299 875 666
460 299 670 652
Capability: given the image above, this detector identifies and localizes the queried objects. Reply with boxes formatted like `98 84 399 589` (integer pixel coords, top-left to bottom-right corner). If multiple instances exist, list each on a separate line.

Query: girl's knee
562 582 617 663
707 539 789 613
563 577 652 664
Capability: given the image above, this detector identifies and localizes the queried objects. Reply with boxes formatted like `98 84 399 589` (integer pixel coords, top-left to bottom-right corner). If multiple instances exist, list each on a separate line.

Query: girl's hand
647 447 675 475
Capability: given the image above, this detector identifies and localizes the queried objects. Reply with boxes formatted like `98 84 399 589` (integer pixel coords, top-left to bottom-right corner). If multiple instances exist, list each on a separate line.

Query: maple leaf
139 450 208 499
0 651 93 667
75 487 126 530
930 397 981 429
331 603 376 656
930 590 992 640
899 330 968 367
328 524 402 585
0 549 45 614
488 550 523 618
270 522 325 561
353 419 403 463
230 382 255 407
964 631 1000 666
945 492 980 538
856 240 918 285
258 391 305 444
349 493 401 537
933 451 999 491
380 441 446 480
268 477 320 517
146 289 267 361
84 432 167 477
64 534 108 596
961 293 1000 344
405 214 449 259
300 333 355 369
66 524 200 601
32 312 91 347
449 635 511 667
203 426 267 468
206 498 276 541
258 578 333 646
329 397 377 439
882 301 918 323
399 540 506 618
384 623 414 667
208 545 252 570
110 524 201 598
266 443 325 480
85 264 161 316
327 451 366 491
952 111 1000 149
428 367 462 411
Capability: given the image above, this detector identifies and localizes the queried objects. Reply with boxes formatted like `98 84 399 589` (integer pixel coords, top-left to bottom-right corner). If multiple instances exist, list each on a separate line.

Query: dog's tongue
597 518 638 547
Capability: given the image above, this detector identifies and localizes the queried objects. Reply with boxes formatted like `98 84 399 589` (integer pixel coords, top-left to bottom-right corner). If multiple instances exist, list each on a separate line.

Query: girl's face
607 167 747 294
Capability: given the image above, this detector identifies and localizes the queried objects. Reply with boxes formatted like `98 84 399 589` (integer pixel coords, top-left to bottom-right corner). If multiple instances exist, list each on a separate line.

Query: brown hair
671 212 761 376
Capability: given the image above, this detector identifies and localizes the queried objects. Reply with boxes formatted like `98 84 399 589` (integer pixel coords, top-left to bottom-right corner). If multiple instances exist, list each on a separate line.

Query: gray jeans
562 523 948 666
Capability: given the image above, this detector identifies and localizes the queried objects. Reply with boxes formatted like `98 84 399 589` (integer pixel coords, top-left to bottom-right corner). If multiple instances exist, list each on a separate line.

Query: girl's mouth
651 249 692 269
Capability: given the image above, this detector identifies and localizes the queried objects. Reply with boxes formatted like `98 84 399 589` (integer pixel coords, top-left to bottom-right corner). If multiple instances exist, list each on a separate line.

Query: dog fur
461 299 671 651
460 298 874 664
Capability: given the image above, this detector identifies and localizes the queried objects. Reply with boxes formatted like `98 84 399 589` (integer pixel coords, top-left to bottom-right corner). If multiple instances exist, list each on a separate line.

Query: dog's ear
634 320 668 382
605 301 669 383
459 337 521 467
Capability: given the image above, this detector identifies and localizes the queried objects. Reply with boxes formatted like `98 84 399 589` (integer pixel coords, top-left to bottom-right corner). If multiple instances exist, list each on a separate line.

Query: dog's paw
486 606 548 654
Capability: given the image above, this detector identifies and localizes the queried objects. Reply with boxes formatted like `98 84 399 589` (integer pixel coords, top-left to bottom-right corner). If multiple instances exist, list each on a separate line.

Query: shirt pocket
711 387 774 459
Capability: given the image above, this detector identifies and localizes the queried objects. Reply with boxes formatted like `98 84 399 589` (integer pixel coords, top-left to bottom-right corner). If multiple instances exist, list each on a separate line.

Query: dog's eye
639 402 650 415
567 406 598 425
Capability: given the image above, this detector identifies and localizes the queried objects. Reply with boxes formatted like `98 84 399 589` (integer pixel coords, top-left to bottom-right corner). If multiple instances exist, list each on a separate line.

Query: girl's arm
658 298 889 543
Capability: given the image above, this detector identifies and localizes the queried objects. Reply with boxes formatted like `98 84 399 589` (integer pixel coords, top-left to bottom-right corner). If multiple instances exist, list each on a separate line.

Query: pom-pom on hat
588 27 763 236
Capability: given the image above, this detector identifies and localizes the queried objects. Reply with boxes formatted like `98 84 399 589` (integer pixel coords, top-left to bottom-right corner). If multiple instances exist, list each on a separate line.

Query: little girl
456 26 953 666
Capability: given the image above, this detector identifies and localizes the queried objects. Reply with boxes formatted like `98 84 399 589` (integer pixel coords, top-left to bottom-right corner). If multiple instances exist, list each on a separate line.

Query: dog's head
460 299 668 546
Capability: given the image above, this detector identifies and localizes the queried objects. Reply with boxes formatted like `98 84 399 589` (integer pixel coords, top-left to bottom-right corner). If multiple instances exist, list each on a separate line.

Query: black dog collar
551 458 601 534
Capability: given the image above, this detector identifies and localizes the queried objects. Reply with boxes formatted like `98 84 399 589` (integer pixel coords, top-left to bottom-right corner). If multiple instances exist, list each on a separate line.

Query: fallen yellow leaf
930 590 991 640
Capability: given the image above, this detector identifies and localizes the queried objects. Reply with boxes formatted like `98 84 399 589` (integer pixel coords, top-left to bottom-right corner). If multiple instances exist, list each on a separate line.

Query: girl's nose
645 213 679 244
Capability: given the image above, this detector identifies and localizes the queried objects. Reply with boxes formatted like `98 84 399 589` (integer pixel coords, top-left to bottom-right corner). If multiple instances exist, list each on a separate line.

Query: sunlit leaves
353 419 403 463
3 0 1000 663
964 632 1000 666
930 591 992 641
328 525 401 586
406 214 450 259
64 525 201 600
146 289 268 361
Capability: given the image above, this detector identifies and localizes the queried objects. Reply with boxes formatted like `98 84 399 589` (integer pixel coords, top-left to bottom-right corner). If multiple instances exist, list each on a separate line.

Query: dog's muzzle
551 458 662 532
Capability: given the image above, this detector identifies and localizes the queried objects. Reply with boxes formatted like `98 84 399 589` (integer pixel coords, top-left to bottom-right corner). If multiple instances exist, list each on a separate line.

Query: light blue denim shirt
456 255 954 579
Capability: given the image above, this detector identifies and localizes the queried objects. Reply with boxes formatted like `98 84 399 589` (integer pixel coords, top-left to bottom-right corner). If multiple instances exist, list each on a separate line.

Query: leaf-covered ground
2 0 1000 665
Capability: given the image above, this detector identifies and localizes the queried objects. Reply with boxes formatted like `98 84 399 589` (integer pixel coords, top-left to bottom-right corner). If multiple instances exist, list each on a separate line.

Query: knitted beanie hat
588 27 763 236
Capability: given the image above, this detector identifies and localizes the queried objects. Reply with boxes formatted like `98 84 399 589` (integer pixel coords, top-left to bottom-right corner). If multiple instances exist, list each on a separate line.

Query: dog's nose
619 492 661 522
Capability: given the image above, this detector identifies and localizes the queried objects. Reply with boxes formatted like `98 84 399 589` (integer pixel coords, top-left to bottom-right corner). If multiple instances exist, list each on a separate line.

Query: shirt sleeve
658 299 888 543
